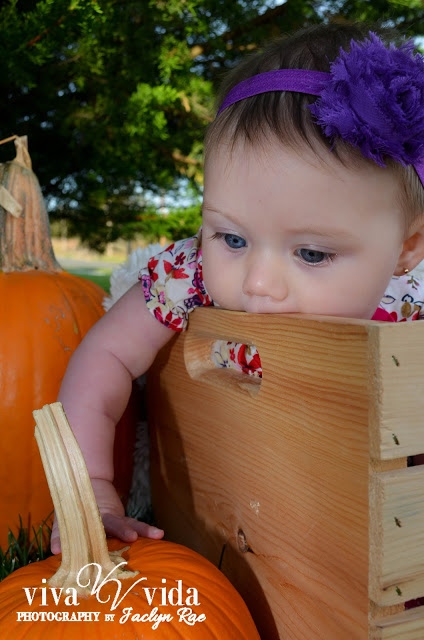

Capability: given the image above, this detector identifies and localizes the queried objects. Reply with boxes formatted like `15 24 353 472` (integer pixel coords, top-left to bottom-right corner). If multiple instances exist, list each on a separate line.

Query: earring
404 268 409 274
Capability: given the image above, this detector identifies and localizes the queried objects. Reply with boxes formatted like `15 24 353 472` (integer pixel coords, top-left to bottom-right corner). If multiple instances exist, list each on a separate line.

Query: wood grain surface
147 308 424 639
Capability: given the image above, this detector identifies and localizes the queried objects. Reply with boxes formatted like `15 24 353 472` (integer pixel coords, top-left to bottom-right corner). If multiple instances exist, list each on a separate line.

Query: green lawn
67 270 112 294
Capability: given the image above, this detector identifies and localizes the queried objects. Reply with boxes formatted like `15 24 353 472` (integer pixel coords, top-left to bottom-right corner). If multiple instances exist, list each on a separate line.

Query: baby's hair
205 23 424 230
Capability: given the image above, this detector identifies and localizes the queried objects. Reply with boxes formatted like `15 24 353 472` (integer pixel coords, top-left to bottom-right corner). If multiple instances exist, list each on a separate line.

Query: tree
0 0 423 250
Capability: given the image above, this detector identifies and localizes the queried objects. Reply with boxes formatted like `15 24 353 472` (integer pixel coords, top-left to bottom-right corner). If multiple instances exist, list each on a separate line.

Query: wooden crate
147 307 424 639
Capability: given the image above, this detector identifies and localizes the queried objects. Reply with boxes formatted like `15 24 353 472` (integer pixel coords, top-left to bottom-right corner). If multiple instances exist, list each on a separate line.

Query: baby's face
201 139 406 319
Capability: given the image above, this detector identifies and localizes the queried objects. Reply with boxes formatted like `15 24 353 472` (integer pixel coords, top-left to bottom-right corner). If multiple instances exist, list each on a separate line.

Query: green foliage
126 84 182 140
0 516 53 581
0 0 423 249
139 205 203 242
389 0 424 8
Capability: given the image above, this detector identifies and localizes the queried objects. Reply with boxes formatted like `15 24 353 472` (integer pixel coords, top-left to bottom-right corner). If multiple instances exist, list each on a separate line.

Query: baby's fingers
102 513 164 543
126 518 164 540
51 513 164 552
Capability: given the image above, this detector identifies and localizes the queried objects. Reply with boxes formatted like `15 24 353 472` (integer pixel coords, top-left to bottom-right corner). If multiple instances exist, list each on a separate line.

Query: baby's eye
222 233 247 249
296 248 332 264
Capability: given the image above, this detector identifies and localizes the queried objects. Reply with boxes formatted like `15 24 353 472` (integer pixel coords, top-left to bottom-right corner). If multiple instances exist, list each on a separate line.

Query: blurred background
1 0 423 286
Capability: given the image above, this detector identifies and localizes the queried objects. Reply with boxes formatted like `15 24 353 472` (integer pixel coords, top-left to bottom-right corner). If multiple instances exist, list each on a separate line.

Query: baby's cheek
204 275 222 305
203 270 231 309
201 261 213 294
202 254 219 293
202 250 242 310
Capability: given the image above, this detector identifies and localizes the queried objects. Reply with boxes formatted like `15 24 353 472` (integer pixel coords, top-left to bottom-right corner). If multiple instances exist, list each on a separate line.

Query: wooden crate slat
369 324 424 460
371 606 424 639
185 309 372 392
370 466 424 606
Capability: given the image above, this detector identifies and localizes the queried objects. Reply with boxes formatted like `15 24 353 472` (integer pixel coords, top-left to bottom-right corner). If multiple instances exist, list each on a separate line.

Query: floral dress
139 229 424 378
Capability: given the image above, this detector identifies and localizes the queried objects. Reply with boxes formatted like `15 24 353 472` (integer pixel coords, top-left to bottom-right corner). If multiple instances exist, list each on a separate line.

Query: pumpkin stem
0 136 63 272
33 403 137 597
0 135 20 147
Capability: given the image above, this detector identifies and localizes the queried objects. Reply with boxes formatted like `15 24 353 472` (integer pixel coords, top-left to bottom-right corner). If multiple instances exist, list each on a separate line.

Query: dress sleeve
373 274 424 322
138 230 213 331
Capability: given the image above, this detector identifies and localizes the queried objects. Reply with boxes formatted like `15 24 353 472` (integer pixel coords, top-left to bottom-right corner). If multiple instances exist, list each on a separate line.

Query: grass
0 516 53 581
67 269 112 294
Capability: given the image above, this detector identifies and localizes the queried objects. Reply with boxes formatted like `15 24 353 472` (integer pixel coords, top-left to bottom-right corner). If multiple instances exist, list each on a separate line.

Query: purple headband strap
216 34 424 189
217 69 330 114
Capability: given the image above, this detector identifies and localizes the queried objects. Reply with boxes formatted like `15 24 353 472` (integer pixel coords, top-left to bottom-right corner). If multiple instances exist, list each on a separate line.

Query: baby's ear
394 215 424 275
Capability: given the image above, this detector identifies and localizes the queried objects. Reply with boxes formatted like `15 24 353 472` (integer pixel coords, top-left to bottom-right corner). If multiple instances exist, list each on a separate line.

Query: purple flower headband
217 33 424 187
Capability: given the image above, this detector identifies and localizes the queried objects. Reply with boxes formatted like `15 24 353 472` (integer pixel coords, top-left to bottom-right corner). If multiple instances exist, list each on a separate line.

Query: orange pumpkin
0 403 260 639
0 537 260 638
0 137 134 549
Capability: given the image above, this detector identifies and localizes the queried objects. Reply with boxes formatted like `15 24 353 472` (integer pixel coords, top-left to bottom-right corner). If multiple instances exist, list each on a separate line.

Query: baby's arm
51 282 174 553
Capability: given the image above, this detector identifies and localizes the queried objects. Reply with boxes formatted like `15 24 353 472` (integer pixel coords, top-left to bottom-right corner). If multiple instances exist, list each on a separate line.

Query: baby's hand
50 478 164 554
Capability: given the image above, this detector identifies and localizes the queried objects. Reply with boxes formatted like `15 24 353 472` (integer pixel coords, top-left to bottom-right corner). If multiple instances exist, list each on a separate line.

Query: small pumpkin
0 137 134 549
0 403 260 639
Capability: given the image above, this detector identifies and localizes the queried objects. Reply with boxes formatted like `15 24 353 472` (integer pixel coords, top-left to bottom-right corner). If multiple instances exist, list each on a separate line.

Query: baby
53 22 424 552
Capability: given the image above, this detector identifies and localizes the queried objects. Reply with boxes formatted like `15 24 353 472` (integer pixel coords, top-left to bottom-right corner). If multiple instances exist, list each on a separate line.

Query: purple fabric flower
309 33 424 167
184 294 204 310
192 269 207 295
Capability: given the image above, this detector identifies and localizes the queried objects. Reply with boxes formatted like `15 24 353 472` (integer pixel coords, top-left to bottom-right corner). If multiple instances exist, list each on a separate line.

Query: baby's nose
242 256 288 301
